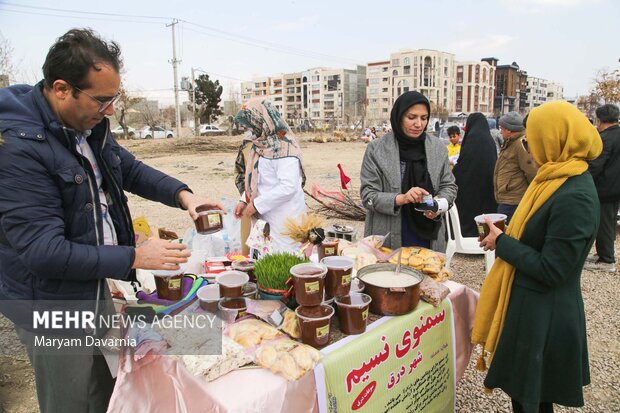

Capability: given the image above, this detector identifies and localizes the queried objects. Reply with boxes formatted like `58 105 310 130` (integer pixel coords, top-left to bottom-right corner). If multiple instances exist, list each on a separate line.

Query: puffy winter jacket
588 124 620 202
0 82 189 302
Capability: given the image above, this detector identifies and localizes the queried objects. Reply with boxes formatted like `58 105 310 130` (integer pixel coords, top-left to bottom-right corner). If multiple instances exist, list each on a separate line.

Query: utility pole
167 19 182 138
191 67 199 137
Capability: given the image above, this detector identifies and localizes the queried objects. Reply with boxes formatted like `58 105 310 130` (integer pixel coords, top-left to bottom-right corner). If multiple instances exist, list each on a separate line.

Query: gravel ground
450 241 620 412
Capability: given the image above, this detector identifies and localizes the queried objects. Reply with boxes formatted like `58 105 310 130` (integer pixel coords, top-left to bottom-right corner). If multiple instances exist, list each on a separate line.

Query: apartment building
282 73 303 124
546 82 564 102
238 66 366 127
491 60 528 116
299 65 366 127
525 76 549 109
454 59 496 115
523 77 565 110
366 61 392 124
366 49 455 125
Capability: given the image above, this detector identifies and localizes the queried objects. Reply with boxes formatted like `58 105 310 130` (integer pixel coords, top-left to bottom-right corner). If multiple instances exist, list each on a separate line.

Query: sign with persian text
317 299 455 413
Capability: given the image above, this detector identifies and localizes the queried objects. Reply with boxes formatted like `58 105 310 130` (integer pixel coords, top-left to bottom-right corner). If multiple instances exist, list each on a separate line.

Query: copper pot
357 263 424 316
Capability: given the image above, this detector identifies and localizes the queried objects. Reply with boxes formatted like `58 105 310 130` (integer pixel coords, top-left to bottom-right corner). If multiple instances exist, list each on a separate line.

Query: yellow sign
317 300 454 413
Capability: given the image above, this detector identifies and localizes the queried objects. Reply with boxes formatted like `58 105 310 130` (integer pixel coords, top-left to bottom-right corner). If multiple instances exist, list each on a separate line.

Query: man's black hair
595 104 620 124
42 28 122 95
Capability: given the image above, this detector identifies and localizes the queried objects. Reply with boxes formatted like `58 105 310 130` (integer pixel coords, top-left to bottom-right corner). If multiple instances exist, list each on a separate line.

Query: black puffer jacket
588 124 620 202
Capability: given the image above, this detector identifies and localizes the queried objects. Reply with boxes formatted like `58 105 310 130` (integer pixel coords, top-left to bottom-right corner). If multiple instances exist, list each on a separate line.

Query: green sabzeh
254 252 308 290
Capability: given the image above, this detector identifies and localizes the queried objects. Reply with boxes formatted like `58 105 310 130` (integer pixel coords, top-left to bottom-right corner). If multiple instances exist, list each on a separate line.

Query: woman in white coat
233 98 306 254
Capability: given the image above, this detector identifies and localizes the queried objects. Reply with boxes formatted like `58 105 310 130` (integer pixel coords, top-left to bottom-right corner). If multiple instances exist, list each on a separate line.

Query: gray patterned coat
360 133 457 252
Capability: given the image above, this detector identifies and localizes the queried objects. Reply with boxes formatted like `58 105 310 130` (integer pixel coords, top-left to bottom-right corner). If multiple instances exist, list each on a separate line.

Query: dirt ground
0 134 618 412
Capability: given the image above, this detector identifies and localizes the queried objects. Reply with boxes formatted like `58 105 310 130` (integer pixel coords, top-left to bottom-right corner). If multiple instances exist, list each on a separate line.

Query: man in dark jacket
585 104 620 273
0 29 222 412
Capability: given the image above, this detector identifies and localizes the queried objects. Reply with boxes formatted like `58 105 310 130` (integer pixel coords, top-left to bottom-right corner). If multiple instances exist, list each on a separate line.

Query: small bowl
218 297 249 323
243 282 258 299
216 270 249 298
196 284 220 312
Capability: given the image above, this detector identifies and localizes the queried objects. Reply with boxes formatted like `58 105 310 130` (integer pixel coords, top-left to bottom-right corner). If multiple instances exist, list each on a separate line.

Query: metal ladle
394 248 403 276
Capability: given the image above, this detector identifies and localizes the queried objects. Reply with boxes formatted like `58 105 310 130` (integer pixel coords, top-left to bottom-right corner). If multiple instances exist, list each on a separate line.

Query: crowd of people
0 28 618 413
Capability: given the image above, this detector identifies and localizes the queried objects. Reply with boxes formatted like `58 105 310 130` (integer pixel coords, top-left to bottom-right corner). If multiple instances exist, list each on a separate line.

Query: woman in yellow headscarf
473 101 602 413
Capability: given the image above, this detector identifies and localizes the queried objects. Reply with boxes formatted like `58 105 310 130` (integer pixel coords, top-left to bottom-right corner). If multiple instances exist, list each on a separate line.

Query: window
403 57 410 65
423 56 432 87
396 80 410 97
404 66 410 75
391 59 399 67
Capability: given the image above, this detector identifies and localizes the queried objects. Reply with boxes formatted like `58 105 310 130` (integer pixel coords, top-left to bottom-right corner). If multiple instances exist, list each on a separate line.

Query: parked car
138 126 174 140
111 125 135 138
199 124 225 136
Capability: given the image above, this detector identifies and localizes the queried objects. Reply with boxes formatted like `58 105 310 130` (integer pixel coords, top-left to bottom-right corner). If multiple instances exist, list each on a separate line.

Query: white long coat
243 156 306 253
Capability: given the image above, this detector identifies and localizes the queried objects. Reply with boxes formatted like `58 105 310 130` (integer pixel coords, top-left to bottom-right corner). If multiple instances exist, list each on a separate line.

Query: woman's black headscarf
390 91 439 241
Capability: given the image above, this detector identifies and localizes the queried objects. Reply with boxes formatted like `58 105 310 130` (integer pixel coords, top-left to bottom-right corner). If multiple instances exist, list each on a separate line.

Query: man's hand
133 238 191 270
243 201 257 218
234 201 247 219
479 217 504 251
395 187 429 206
178 190 225 221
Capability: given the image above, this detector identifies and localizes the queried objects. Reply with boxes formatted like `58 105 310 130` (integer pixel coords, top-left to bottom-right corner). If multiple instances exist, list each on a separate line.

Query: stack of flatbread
386 247 451 281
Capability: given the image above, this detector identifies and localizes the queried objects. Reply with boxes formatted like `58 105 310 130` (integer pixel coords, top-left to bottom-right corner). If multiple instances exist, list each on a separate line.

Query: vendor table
107 281 478 413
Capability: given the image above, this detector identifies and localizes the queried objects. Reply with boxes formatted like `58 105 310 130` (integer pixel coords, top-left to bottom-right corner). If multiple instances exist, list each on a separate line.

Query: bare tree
113 85 141 139
0 32 18 85
430 102 449 121
576 93 600 120
135 99 163 134
161 107 176 128
593 69 620 104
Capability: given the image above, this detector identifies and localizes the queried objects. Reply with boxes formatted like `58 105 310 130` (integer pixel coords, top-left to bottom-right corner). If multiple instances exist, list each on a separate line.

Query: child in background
447 125 461 169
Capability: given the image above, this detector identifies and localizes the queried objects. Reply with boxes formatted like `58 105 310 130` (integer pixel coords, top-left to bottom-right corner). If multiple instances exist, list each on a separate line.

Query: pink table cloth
107 281 478 413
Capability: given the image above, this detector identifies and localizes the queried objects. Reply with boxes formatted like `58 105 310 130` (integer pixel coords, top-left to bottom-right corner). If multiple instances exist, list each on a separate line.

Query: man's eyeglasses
67 82 121 113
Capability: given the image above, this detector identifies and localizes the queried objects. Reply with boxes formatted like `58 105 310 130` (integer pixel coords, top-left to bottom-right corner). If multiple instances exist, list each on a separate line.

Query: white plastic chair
445 204 495 274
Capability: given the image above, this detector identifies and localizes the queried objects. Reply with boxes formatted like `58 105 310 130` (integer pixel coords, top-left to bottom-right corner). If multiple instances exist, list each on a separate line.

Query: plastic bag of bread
255 337 321 381
341 246 377 270
281 309 301 339
225 318 284 348
178 336 253 381
419 276 450 307
358 236 399 262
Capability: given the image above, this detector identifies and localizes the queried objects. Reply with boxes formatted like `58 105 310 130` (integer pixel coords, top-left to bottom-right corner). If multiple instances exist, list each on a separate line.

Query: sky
1 0 618 107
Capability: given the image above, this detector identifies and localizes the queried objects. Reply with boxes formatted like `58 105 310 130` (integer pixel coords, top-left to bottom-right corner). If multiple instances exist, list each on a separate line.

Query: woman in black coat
453 113 498 237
